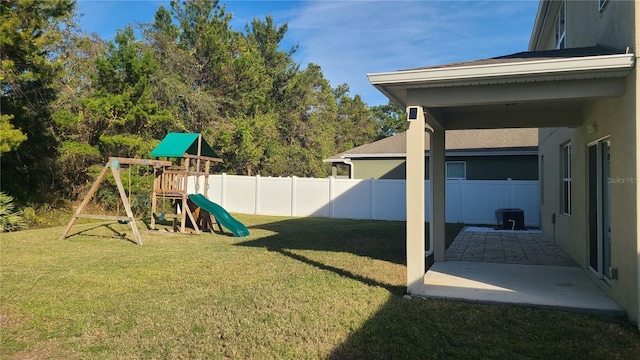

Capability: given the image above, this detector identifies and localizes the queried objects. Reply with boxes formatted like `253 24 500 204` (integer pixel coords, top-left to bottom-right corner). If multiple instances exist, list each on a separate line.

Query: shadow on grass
240 217 465 266
64 222 140 245
239 217 408 264
325 295 640 359
237 217 467 297
239 218 640 358
237 217 408 295
276 248 406 295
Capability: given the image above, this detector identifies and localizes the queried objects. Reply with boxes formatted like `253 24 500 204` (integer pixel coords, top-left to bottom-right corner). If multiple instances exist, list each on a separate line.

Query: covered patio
367 46 635 314
425 227 624 315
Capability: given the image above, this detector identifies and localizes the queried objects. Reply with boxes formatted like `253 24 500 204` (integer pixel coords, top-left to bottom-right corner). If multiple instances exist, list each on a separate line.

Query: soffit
367 47 634 130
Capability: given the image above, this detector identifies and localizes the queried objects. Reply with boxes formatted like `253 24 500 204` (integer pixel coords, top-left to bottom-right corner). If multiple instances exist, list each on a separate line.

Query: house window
599 0 608 11
540 155 544 205
555 1 566 49
446 161 466 180
562 143 571 215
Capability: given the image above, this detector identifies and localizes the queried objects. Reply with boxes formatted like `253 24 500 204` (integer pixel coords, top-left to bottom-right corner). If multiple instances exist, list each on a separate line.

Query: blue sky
76 0 540 106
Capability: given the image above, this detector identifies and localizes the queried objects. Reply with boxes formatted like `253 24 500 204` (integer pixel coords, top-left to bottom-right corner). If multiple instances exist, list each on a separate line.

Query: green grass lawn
2 215 639 359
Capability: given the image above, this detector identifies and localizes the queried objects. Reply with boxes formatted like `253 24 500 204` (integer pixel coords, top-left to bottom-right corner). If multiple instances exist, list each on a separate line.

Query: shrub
0 192 26 232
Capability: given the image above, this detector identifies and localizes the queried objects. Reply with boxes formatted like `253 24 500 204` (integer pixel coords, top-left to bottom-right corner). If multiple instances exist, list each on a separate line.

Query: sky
75 0 541 107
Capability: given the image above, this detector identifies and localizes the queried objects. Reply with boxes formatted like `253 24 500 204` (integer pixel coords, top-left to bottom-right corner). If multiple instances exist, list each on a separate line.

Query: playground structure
149 132 222 235
60 133 249 245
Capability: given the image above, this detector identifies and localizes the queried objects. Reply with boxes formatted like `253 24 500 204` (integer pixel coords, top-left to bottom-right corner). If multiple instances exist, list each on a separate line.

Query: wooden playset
59 133 248 245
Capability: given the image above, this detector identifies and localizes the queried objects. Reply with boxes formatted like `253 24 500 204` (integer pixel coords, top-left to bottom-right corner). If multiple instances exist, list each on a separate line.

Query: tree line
1 0 404 204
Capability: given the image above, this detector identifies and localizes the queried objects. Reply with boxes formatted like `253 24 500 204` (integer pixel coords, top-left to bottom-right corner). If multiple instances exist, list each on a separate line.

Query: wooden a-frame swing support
59 157 172 245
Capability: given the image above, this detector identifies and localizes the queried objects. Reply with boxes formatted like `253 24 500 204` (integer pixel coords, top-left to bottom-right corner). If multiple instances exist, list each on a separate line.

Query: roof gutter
324 157 355 179
336 149 537 159
343 158 355 179
367 53 635 89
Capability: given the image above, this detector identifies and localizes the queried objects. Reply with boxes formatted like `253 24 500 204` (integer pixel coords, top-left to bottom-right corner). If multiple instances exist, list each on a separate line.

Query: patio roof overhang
367 46 636 296
368 50 635 130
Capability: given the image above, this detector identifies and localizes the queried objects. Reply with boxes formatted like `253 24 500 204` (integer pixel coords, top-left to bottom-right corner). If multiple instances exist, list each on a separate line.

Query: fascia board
341 150 537 159
367 54 635 87
341 153 407 159
443 150 538 157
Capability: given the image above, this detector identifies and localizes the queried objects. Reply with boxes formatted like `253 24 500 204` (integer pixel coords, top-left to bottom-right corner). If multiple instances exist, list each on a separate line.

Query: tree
144 5 218 135
332 84 376 152
0 114 27 153
0 0 75 200
50 24 177 198
245 16 299 113
81 26 175 148
370 101 406 139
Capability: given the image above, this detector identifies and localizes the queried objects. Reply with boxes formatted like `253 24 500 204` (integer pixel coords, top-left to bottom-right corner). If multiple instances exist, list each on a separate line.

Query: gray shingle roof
403 45 625 72
326 128 538 161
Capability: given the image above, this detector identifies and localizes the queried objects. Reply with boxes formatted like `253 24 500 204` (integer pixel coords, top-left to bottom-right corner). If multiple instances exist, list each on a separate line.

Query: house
324 129 538 180
367 0 638 325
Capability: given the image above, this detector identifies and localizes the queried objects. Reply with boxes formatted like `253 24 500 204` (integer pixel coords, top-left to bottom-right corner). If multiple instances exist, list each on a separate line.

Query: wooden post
60 157 171 244
185 204 201 234
151 167 159 229
180 158 189 233
205 159 210 198
59 163 111 240
196 134 202 194
110 161 142 245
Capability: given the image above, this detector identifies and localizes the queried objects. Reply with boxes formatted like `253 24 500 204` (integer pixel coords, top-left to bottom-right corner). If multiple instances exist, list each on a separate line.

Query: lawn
1 215 639 359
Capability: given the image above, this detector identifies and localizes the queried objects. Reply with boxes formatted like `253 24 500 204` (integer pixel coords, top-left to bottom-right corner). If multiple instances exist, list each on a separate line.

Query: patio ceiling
368 47 635 130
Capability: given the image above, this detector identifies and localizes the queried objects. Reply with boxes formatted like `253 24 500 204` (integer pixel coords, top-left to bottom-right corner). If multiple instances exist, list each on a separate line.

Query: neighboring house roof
150 133 221 159
325 128 538 162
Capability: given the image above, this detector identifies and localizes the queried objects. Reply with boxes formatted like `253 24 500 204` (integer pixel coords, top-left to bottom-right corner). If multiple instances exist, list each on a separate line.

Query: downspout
424 241 435 257
343 158 355 179
424 127 434 257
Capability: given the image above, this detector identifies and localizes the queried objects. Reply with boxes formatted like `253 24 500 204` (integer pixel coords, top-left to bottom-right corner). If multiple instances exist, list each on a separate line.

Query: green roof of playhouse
150 133 220 158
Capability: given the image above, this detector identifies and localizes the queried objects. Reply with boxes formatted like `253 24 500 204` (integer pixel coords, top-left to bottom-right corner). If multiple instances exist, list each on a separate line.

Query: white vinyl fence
188 174 540 227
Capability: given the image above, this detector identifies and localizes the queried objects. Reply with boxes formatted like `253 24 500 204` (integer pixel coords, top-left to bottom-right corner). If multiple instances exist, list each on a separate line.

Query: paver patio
423 226 624 316
445 226 576 266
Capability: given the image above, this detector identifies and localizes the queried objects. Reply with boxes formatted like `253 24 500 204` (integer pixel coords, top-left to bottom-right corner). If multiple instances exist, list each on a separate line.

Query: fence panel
190 174 540 226
372 180 406 220
223 175 256 214
294 177 331 217
332 179 371 219
258 177 293 216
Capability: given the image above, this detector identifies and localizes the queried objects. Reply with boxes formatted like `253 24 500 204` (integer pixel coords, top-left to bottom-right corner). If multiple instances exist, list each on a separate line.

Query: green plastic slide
188 194 250 237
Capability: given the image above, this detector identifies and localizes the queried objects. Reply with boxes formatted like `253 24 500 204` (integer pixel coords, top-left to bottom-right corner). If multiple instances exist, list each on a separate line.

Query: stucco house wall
535 0 638 322
328 129 539 181
351 155 538 180
352 158 406 179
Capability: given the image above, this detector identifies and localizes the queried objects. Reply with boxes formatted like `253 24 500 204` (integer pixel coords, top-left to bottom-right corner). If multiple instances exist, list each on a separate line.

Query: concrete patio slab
445 227 576 266
423 261 625 316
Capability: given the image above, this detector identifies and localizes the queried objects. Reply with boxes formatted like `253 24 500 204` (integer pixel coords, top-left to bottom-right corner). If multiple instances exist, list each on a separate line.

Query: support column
430 127 446 262
406 105 426 294
636 0 640 330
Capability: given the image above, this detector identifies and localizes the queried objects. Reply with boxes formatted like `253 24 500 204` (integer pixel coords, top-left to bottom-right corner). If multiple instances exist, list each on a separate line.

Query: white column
430 127 446 262
636 0 640 330
635 0 640 330
406 106 426 294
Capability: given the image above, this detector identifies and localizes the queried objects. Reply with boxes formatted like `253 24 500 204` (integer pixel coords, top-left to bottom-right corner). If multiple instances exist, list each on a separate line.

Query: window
555 1 566 49
540 155 544 205
562 143 571 215
599 0 608 11
446 161 466 180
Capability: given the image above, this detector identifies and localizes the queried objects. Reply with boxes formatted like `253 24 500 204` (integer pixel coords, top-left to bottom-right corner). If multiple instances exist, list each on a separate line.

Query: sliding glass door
588 138 611 282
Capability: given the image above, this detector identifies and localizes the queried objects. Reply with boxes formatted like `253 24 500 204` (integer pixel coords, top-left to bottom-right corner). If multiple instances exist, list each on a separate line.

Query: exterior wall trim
368 54 634 89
